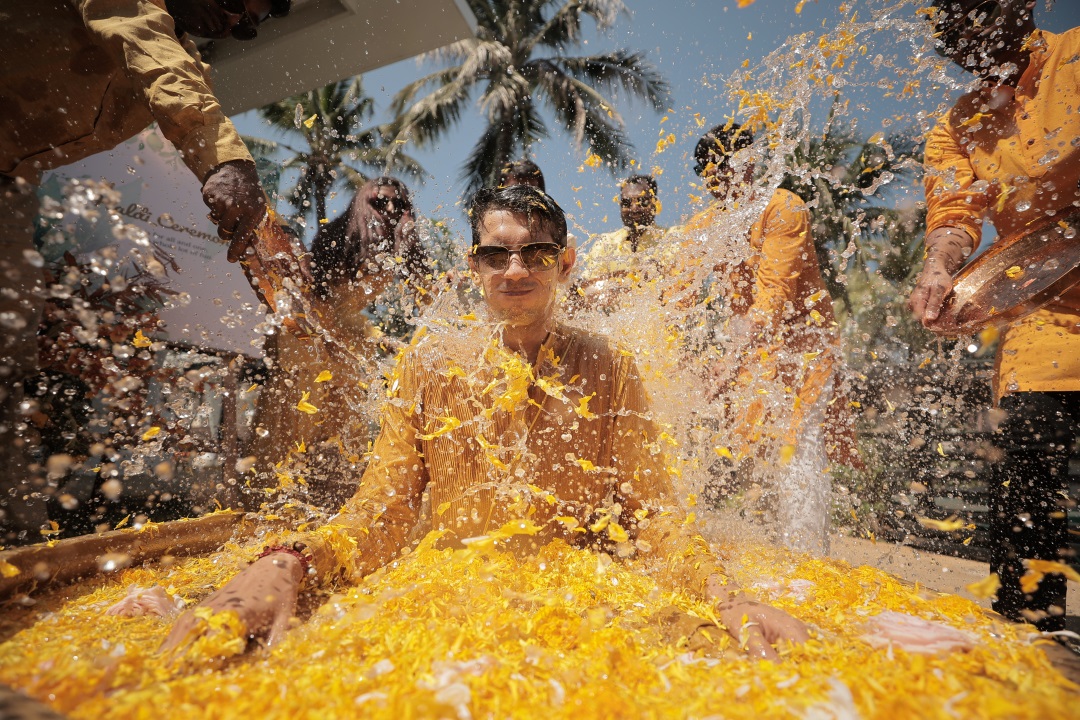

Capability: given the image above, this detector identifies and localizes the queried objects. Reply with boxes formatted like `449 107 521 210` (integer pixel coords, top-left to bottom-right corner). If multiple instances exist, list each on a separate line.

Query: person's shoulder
588 228 628 253
768 188 810 219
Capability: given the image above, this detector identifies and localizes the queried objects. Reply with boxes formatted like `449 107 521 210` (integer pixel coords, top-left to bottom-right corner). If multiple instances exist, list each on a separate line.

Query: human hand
159 552 303 656
717 597 809 661
202 160 267 262
908 227 971 326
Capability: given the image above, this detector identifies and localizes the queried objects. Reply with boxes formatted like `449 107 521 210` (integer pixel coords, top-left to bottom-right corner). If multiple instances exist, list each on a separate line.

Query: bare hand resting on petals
717 598 810 660
706 574 809 660
159 553 303 655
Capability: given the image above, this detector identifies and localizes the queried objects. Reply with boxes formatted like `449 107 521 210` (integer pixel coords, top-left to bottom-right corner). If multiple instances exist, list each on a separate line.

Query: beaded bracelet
255 543 313 578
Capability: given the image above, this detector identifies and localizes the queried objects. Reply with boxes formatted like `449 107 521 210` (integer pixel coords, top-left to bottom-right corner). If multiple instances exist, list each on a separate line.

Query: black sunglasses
934 0 1003 56
620 195 654 208
472 243 563 273
371 194 407 214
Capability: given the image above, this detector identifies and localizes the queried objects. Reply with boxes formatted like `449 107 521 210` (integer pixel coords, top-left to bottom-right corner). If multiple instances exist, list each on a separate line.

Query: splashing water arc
1 0 1078 717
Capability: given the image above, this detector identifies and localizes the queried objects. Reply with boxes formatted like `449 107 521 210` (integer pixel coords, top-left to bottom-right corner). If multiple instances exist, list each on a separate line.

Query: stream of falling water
3 1 1078 717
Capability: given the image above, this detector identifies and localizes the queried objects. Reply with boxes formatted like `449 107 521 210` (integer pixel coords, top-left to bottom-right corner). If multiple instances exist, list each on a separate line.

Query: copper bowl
926 214 1080 337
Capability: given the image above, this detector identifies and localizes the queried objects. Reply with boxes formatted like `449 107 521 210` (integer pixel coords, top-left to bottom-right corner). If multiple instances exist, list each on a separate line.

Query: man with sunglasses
912 0 1080 631
1 0 291 541
162 184 810 662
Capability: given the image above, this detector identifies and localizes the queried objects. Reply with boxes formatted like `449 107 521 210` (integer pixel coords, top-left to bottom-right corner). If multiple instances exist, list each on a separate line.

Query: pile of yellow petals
0 532 1074 719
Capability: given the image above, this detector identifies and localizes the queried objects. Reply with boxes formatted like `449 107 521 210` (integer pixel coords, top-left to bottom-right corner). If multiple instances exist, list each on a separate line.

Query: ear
559 245 577 283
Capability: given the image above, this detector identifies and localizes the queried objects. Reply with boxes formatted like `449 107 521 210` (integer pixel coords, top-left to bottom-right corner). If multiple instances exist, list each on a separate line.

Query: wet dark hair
623 174 658 196
309 176 419 298
497 160 547 192
468 185 568 248
694 123 755 170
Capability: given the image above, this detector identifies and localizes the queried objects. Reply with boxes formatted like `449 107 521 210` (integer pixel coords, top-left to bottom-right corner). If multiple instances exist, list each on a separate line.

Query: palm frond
549 50 669 110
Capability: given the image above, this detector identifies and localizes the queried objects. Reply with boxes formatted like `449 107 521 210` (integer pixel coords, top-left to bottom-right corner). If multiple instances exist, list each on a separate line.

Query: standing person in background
578 174 675 309
498 159 580 251
250 178 426 510
910 0 1080 631
687 123 861 553
0 0 301 543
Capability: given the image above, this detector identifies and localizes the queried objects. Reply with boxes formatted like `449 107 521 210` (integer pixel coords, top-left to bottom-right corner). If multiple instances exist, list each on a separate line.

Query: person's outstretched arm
75 0 267 251
161 346 431 653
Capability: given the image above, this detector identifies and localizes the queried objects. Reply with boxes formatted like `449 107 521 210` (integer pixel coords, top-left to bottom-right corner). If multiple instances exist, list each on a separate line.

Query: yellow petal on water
245 383 259 394
803 351 822 362
0 560 19 578
583 151 603 168
683 512 697 525
318 217 329 224
918 356 933 369
714 446 734 460
141 426 161 441
962 536 973 546
296 392 319 415
966 573 1001 599
554 516 580 531
936 442 945 457
314 370 333 383
778 444 796 464
417 415 461 441
575 393 597 420
607 522 629 543
114 514 130 530
443 365 467 380
917 516 966 532
1021 559 1080 596
436 502 452 516
1005 265 1024 279
576 457 597 473
133 330 152 348
303 113 318 128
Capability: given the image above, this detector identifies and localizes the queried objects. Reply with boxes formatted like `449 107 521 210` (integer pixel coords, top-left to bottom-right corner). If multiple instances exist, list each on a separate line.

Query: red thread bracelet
256 544 312 577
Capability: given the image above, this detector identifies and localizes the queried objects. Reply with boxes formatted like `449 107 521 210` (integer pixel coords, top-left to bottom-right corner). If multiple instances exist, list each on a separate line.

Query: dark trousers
990 391 1078 631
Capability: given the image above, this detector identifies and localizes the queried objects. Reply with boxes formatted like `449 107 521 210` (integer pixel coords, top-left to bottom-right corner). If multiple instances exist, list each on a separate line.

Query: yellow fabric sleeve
73 0 254 182
922 118 984 246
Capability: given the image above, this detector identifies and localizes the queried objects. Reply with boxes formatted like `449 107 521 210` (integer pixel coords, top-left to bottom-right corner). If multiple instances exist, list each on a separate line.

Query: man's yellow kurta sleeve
748 192 812 327
609 355 728 595
302 351 430 584
73 0 253 182
923 118 985 246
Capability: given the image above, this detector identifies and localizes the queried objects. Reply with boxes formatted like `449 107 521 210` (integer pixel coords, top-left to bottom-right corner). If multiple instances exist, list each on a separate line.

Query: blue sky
232 0 1080 247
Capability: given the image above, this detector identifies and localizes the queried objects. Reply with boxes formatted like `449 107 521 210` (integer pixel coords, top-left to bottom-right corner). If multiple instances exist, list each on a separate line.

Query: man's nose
503 253 531 280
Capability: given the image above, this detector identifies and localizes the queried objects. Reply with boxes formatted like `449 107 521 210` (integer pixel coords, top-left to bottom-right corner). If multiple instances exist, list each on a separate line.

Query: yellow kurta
303 324 726 594
581 225 676 280
924 28 1080 398
1 0 252 183
685 190 858 466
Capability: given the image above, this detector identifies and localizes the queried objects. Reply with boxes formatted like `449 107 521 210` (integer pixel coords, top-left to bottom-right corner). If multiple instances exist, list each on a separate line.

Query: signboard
38 126 276 357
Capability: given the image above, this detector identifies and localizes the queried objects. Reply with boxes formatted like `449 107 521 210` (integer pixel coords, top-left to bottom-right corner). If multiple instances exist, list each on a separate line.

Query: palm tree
386 0 670 194
779 118 930 361
253 77 425 226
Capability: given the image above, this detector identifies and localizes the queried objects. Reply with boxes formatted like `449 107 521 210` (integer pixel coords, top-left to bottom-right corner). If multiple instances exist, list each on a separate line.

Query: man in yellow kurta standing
163 185 809 660
0 0 296 542
577 174 677 310
910 0 1079 631
685 123 860 554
